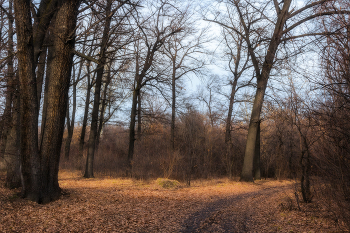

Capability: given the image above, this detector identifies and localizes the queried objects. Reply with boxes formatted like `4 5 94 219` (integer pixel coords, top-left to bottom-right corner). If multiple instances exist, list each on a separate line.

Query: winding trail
181 185 292 233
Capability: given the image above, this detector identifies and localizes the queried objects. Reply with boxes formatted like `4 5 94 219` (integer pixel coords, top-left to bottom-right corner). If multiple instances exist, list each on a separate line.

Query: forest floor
0 170 347 232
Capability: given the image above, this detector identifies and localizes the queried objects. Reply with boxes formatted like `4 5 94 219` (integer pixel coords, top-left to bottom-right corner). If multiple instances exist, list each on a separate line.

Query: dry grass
0 171 346 232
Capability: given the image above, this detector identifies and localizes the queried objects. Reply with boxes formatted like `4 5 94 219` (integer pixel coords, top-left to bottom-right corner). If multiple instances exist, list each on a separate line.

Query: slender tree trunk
240 0 291 182
224 76 238 179
300 132 312 203
5 79 21 189
127 49 141 176
127 86 139 176
79 71 91 158
96 68 112 151
64 66 77 159
253 121 261 180
137 92 142 139
77 33 92 158
84 0 113 178
171 60 176 150
224 78 238 144
39 0 80 203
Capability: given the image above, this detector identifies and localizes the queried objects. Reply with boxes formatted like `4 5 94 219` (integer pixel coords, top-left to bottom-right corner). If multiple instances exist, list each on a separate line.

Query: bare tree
161 19 207 150
127 0 185 176
84 0 135 178
14 0 80 203
209 0 350 181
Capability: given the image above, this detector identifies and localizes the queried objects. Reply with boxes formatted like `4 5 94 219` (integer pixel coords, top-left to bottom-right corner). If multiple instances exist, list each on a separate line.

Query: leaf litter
0 171 346 232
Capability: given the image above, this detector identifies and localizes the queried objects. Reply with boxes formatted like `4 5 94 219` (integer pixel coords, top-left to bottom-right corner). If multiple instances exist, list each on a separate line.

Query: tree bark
39 0 80 203
14 0 41 202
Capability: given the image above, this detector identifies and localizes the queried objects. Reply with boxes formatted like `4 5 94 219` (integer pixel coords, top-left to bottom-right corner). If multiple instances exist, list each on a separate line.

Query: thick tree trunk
240 77 268 182
15 0 41 202
240 0 291 182
39 0 80 203
84 0 112 178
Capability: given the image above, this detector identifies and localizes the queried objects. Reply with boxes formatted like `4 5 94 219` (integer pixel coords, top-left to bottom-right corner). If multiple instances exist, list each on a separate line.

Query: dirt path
181 186 292 233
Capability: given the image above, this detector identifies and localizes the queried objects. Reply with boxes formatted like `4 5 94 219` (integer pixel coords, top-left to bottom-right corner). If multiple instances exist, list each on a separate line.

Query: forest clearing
0 170 345 232
1 0 350 231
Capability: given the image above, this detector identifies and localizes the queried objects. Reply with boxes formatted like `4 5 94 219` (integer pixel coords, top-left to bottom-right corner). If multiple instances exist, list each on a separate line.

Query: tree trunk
5 79 21 189
15 0 41 202
127 49 141 176
171 67 176 150
96 68 112 151
4 1 20 189
39 0 80 203
0 0 15 159
240 79 267 182
240 0 291 182
84 0 113 178
300 133 312 203
64 66 77 159
253 121 261 180
78 71 91 158
78 33 92 158
224 75 239 180
224 78 238 144
137 92 142 139
127 87 139 176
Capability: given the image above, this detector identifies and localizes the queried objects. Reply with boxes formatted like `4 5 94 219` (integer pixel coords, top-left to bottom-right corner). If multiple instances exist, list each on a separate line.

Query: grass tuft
156 178 180 189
